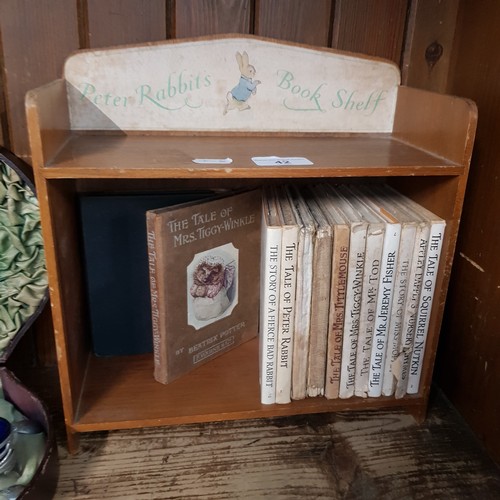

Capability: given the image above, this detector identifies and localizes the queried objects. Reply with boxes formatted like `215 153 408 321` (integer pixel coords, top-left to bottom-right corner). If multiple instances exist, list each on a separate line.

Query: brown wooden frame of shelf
73 337 427 434
27 74 477 453
41 133 461 179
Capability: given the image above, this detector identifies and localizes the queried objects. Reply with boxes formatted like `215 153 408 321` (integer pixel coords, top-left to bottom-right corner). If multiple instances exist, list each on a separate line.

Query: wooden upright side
25 80 71 168
27 80 90 449
391 85 477 404
393 85 477 166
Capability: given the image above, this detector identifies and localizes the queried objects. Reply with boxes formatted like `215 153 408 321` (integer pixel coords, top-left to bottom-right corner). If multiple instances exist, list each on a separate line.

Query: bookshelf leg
66 427 80 454
408 404 428 424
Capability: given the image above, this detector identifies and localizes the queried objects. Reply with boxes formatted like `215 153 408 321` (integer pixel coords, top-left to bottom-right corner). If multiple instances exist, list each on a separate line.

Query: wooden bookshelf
41 133 461 178
73 338 424 433
26 36 477 452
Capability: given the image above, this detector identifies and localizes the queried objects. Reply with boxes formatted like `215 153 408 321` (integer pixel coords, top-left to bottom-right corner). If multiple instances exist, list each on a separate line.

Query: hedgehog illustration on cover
189 255 236 321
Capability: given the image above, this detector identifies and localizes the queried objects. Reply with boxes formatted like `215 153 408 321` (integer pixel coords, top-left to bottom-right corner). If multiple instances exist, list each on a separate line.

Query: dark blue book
79 192 211 356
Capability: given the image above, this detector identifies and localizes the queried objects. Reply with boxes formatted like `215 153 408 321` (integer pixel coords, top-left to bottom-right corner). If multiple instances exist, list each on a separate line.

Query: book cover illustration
187 243 238 329
147 189 261 384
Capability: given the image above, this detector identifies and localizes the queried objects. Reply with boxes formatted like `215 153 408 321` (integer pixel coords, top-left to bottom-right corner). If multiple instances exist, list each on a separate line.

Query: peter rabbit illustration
223 51 261 114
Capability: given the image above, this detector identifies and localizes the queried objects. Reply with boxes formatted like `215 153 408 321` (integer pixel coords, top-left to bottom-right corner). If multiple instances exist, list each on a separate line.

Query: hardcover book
287 185 316 400
314 185 351 399
259 188 282 404
359 185 420 397
338 186 387 399
302 188 333 398
274 187 299 404
329 187 368 399
346 185 403 397
394 216 429 399
146 189 262 384
79 192 211 356
380 186 445 397
403 201 445 394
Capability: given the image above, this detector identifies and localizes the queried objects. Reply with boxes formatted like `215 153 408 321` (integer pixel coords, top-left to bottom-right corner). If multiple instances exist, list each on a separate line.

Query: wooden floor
51 388 500 499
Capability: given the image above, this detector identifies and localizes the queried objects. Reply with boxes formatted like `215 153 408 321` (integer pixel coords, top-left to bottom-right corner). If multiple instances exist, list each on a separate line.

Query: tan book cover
287 185 316 400
146 189 262 384
301 187 333 398
314 185 351 399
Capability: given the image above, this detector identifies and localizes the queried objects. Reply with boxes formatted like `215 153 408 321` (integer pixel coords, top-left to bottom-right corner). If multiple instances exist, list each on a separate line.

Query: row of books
259 183 445 404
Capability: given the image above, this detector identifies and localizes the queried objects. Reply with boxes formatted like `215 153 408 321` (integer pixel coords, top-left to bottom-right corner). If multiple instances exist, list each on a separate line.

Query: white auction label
251 156 313 166
192 158 233 164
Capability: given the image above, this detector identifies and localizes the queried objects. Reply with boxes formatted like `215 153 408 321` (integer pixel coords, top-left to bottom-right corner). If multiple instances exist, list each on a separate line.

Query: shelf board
42 133 462 179
73 337 423 433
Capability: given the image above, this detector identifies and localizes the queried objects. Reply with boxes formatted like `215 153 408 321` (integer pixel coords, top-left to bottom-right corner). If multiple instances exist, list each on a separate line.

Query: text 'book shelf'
26 35 477 452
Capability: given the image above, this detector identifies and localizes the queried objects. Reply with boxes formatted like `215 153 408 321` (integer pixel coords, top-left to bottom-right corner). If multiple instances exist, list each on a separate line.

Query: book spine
368 223 401 397
394 224 429 399
306 228 332 397
146 213 167 384
407 222 446 394
259 220 282 404
381 224 416 396
325 227 349 399
276 227 298 404
354 227 384 398
339 225 366 399
291 228 313 400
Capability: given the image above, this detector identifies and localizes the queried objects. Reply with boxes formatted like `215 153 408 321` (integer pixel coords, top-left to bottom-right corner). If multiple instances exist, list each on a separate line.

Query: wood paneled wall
3 0 498 465
436 0 500 466
0 0 79 161
0 0 413 161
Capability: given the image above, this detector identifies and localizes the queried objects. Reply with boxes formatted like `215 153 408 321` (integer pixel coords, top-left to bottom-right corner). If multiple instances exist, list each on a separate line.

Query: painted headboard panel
64 35 400 133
